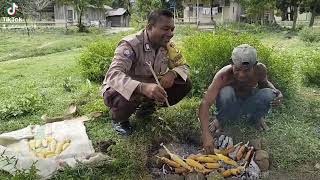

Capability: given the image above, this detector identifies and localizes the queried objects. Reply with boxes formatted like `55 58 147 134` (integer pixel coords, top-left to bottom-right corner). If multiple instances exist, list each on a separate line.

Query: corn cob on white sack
0 117 98 179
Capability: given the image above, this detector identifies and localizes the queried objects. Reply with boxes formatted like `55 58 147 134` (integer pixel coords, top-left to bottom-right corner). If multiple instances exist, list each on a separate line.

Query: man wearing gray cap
198 44 283 153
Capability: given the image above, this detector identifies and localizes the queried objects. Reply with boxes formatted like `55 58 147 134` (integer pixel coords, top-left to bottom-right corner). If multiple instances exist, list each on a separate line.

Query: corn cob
185 158 205 170
35 139 42 149
42 139 48 147
204 162 220 169
206 155 220 160
187 154 202 160
62 142 70 151
49 139 57 152
55 142 64 154
225 142 242 155
45 151 56 158
174 167 188 174
236 141 249 161
221 168 242 177
229 142 242 160
196 168 214 174
36 152 45 159
29 140 36 150
195 156 218 163
156 156 181 168
46 136 54 143
244 146 254 162
216 153 238 166
161 144 192 171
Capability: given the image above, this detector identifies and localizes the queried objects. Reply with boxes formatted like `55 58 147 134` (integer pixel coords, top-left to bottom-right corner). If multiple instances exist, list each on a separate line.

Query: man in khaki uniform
101 10 192 135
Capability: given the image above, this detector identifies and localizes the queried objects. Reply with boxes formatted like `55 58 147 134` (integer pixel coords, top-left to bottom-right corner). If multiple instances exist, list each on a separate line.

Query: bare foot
256 118 270 131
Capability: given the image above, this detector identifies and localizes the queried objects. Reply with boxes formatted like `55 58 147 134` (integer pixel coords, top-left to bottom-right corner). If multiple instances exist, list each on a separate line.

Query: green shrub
183 32 297 98
78 38 120 82
0 93 43 120
263 52 298 98
299 27 320 43
78 31 134 82
301 52 320 86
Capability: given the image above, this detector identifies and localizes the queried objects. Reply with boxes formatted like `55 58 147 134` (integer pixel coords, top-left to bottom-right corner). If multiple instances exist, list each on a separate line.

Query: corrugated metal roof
87 4 112 10
107 8 127 16
103 5 113 10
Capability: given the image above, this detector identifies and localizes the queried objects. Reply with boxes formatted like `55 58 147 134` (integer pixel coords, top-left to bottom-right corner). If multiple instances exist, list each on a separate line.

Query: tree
110 0 131 10
18 0 38 36
33 0 53 21
201 0 218 23
275 0 303 30
58 0 108 32
240 0 276 25
291 0 303 30
18 0 53 21
276 0 290 20
134 0 163 20
300 0 320 27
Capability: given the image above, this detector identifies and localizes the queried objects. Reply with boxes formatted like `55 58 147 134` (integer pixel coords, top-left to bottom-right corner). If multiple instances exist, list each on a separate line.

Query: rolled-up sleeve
173 65 189 81
102 42 140 100
167 42 190 81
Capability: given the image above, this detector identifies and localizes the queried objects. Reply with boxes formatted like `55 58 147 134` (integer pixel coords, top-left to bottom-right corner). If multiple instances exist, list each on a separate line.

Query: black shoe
111 121 133 136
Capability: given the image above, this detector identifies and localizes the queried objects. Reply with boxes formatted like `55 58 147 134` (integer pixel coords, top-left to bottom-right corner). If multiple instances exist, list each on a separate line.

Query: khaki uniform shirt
101 30 190 100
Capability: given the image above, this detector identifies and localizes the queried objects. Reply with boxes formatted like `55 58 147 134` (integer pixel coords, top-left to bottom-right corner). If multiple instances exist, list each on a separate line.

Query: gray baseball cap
231 44 257 67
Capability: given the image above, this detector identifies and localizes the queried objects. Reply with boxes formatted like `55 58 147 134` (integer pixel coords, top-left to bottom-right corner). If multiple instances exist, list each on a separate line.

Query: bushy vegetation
78 32 132 82
301 52 320 87
263 52 299 98
0 93 44 121
299 27 320 43
78 39 118 82
183 32 297 98
216 22 283 34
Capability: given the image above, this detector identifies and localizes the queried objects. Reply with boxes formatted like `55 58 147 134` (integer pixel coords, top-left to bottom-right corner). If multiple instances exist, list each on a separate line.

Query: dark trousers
216 86 276 123
103 78 192 122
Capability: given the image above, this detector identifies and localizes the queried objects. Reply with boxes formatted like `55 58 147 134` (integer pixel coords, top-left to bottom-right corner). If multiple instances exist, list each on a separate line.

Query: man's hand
140 83 167 102
202 132 215 154
160 71 176 89
271 89 283 107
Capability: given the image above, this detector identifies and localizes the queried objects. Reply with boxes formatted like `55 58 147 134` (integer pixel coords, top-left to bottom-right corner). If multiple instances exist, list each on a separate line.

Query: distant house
106 8 130 27
182 0 243 24
274 10 320 27
54 3 112 27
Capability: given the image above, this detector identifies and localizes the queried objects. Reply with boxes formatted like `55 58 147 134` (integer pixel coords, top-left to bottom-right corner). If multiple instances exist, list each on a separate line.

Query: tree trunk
281 10 287 21
292 5 298 31
78 7 85 32
210 0 214 22
24 17 30 37
309 8 316 27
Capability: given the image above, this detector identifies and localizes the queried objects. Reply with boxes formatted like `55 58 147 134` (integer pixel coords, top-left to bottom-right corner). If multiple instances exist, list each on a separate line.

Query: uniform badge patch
145 43 151 51
123 48 135 60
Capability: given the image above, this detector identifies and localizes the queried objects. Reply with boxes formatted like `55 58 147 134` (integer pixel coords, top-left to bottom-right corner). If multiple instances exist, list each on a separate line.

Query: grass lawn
0 26 320 179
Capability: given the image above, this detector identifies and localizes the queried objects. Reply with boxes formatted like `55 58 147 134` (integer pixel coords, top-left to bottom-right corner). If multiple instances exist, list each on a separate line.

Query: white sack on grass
0 118 107 179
